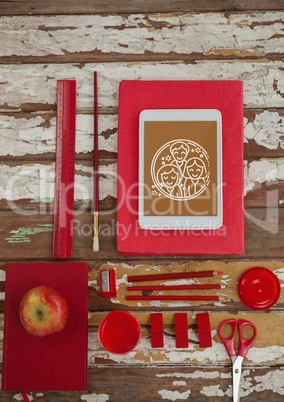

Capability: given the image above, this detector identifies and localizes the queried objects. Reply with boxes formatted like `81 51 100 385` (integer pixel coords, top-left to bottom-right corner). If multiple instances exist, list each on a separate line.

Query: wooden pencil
126 295 224 301
127 270 222 283
127 284 223 291
93 71 99 252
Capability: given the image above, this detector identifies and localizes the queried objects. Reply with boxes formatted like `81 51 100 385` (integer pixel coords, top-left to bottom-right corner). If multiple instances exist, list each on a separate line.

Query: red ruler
52 80 76 259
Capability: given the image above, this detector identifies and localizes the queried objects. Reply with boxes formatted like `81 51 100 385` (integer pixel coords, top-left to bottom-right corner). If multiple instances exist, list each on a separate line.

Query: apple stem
37 310 43 321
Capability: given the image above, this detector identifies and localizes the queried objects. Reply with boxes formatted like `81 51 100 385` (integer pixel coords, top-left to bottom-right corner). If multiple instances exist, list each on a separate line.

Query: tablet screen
139 110 222 230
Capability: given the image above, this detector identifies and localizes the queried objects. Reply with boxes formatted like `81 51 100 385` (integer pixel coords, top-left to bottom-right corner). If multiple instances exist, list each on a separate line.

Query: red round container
98 310 141 354
237 267 281 310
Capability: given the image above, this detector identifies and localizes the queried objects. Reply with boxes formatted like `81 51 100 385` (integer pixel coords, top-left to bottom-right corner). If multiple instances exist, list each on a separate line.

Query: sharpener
100 269 117 298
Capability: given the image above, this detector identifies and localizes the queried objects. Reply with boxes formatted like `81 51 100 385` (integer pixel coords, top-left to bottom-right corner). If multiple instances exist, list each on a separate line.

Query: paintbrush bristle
93 236 99 252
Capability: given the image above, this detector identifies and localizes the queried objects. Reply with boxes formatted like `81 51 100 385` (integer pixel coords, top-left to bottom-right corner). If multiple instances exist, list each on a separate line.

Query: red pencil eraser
196 312 212 348
175 313 188 348
150 313 164 348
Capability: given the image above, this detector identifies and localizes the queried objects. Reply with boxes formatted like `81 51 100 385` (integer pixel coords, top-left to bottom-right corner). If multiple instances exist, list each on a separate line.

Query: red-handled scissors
218 319 257 402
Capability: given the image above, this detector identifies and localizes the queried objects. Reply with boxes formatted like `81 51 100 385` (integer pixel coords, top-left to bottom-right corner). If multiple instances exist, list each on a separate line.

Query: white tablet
138 109 222 230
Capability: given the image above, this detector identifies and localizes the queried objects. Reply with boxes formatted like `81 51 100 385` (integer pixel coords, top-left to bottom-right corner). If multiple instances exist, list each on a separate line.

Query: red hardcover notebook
117 80 244 255
2 262 88 391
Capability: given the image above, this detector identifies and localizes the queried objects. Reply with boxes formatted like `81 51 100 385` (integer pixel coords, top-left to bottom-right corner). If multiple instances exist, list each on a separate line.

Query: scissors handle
237 319 257 358
218 319 257 359
218 319 238 357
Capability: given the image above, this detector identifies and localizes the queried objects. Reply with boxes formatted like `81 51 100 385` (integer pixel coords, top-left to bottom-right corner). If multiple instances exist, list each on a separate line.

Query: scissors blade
232 356 243 402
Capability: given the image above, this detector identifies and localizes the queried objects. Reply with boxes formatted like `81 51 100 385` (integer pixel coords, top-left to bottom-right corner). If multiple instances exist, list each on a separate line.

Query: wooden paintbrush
93 71 99 252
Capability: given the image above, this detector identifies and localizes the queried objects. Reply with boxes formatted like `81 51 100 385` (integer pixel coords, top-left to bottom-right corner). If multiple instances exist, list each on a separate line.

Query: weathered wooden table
0 1 284 400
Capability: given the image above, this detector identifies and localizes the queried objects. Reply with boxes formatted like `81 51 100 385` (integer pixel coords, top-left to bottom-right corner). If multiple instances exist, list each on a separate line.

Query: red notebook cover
117 80 244 255
2 262 88 391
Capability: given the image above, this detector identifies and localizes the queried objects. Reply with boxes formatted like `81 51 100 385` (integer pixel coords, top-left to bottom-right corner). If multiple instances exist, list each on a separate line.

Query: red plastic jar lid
237 267 281 310
98 310 141 354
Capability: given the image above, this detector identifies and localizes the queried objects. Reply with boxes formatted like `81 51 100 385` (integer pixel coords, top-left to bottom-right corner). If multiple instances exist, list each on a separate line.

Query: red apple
19 286 68 337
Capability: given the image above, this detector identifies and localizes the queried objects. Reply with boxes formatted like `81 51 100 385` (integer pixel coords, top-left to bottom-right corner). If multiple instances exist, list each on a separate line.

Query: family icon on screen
151 140 210 200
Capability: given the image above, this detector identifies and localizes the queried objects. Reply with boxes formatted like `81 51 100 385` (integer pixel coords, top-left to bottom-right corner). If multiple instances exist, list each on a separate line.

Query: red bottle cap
237 267 281 310
98 310 141 354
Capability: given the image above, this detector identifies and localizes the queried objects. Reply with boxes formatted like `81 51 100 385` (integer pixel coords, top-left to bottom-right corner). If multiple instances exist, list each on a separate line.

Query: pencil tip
214 271 223 276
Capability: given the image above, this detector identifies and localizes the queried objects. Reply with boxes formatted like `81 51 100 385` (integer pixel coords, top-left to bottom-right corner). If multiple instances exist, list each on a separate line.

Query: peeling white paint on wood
158 389 191 401
88 323 284 366
0 13 283 58
274 267 284 284
254 369 284 395
1 111 284 158
0 269 6 282
244 158 284 195
0 163 55 203
81 395 110 402
13 394 33 401
115 273 128 286
0 114 55 156
0 162 117 202
244 110 284 150
106 261 157 271
76 162 117 202
1 61 284 111
172 381 187 386
156 371 225 379
249 345 284 364
201 368 284 397
0 158 282 203
0 114 117 156
201 384 229 398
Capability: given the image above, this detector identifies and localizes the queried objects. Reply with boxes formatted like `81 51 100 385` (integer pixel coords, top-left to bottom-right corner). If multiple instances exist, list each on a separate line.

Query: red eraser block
150 313 164 348
175 313 188 348
196 312 212 348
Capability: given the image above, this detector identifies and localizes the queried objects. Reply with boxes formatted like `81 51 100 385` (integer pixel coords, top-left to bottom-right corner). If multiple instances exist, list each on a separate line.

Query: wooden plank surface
0 366 283 401
1 61 284 111
1 109 284 160
1 159 284 211
0 209 284 260
0 12 284 63
1 3 284 401
0 0 284 15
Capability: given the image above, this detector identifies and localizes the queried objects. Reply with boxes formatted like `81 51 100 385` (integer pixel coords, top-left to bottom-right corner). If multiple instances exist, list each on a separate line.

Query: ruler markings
52 80 76 259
